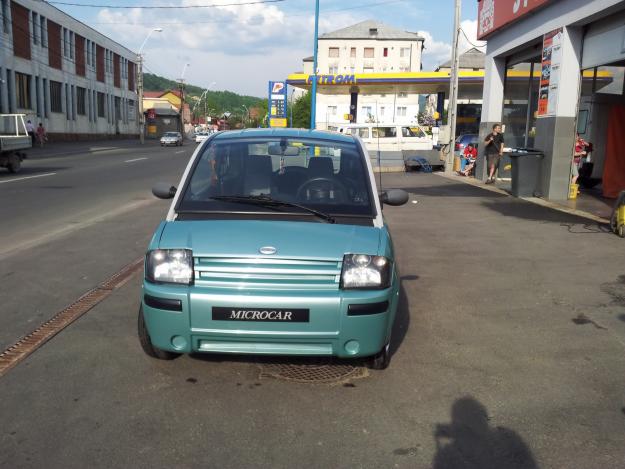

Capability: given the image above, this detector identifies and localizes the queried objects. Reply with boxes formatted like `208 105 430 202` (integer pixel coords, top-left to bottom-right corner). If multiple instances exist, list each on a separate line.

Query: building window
383 47 388 57
15 72 31 109
350 47 356 58
77 86 86 115
327 105 337 116
397 106 407 117
115 96 121 121
329 64 338 74
363 66 374 74
50 80 62 113
400 47 411 58
128 99 135 121
350 66 355 74
2 0 9 34
398 92 407 98
40 16 47 47
70 32 75 60
97 92 105 117
362 106 372 118
399 65 410 72
380 106 385 117
364 48 374 58
32 13 39 45
328 47 339 58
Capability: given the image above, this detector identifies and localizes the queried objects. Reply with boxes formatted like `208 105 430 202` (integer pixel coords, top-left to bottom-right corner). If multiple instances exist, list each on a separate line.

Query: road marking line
175 150 184 154
124 157 148 163
0 172 56 184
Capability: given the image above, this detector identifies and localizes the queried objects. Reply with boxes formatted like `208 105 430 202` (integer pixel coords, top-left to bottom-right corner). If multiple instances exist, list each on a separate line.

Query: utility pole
138 55 145 144
310 0 320 130
446 0 461 173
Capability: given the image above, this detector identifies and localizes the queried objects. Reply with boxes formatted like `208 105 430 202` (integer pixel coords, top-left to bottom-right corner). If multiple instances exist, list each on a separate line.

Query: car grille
194 257 342 290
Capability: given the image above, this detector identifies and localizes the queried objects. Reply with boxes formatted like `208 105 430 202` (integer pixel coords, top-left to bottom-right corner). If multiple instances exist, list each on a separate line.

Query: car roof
212 128 356 144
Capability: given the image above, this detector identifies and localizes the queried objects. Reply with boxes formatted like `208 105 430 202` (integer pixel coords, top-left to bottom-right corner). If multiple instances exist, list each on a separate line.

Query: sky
50 0 485 97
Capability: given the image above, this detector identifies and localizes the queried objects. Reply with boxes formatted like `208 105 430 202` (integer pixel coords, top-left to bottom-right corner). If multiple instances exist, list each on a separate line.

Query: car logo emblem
259 246 277 255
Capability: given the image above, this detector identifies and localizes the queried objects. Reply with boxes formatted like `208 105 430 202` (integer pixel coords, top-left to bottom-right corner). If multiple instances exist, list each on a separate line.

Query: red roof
143 91 162 98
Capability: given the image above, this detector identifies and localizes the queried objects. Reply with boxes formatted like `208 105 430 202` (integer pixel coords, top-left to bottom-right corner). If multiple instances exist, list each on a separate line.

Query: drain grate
259 359 368 385
0 258 144 378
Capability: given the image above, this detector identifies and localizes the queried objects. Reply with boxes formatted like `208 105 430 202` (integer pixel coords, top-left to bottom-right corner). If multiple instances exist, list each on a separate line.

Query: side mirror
152 183 177 199
380 189 409 206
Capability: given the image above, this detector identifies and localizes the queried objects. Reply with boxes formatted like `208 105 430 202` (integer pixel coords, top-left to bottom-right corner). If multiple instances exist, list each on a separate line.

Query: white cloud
458 19 486 53
418 30 451 70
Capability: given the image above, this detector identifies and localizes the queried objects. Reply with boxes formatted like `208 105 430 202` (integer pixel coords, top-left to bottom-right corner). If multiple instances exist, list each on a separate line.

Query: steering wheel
296 177 349 202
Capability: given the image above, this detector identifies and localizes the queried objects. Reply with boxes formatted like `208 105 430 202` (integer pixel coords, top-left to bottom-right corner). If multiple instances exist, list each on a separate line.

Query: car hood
158 220 381 260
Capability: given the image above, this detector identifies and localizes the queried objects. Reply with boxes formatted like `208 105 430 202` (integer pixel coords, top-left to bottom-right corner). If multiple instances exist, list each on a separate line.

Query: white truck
0 114 31 173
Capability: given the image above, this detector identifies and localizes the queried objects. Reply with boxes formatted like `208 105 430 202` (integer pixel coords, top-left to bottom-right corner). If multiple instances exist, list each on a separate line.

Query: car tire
7 154 21 173
138 305 181 360
366 341 391 370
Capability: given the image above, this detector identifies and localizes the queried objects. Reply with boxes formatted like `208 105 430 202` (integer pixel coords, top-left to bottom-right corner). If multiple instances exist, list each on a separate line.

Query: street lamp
310 0 320 129
137 27 163 144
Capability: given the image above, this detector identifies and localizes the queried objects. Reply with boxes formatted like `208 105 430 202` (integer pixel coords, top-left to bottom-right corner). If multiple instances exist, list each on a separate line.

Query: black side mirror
152 183 177 199
380 189 409 206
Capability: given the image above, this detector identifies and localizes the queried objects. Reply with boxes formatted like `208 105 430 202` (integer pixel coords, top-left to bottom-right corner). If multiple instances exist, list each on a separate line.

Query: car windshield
178 135 375 218
164 133 178 137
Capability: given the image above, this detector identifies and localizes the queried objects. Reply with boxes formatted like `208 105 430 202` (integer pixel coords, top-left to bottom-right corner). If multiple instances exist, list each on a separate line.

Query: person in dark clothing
484 124 504 184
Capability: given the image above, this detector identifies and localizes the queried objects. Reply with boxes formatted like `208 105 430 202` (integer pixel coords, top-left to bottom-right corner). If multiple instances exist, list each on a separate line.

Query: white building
294 20 424 129
0 0 139 140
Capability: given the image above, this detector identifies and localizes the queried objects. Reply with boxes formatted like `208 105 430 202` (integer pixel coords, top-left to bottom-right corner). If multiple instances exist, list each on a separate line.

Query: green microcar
139 128 408 369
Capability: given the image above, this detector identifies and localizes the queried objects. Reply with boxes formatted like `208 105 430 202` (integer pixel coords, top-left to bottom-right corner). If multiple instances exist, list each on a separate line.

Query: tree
291 92 311 129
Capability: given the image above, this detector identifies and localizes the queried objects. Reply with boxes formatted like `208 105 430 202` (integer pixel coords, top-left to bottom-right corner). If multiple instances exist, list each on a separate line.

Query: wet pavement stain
394 447 419 456
343 383 356 388
600 275 625 307
186 377 198 383
572 313 607 330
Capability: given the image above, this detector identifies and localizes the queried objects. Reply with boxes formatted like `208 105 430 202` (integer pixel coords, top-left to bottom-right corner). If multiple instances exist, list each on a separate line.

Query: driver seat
308 157 334 178
244 155 273 196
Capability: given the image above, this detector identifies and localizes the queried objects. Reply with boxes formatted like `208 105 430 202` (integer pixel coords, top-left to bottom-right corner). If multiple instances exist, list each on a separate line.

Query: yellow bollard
568 183 579 200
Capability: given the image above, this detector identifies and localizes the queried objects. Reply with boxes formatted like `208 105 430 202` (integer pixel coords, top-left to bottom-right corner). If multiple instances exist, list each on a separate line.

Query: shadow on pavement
481 199 612 227
433 396 539 469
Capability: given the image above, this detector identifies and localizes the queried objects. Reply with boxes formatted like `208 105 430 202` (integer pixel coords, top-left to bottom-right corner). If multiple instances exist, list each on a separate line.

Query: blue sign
268 81 287 127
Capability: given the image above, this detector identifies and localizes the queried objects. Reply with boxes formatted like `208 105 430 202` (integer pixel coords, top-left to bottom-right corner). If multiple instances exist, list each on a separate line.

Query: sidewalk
436 171 613 224
24 138 153 160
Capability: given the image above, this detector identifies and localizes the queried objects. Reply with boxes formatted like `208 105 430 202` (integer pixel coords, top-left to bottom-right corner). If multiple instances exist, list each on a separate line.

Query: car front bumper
142 282 399 358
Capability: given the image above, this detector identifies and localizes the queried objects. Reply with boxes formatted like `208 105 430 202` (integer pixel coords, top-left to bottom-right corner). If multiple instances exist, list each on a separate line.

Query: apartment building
0 0 139 139
292 20 424 128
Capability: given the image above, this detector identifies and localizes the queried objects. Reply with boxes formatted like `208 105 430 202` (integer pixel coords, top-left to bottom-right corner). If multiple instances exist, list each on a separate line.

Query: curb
434 172 610 224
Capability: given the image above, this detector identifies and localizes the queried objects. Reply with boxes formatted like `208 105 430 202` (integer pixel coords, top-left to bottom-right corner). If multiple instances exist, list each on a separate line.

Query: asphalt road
0 140 193 350
1 168 624 468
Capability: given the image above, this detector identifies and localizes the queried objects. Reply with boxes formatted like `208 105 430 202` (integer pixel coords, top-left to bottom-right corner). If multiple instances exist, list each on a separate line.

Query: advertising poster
478 0 550 39
268 81 287 128
537 28 563 118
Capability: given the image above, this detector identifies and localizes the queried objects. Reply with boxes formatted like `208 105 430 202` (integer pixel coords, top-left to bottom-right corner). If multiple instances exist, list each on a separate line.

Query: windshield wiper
209 195 336 224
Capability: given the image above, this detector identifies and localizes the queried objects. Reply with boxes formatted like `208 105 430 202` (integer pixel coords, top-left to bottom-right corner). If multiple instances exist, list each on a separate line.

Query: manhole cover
259 359 368 385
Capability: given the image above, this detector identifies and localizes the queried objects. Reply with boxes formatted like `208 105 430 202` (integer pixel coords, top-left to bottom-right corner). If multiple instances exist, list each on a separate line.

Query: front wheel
138 306 181 360
366 342 391 370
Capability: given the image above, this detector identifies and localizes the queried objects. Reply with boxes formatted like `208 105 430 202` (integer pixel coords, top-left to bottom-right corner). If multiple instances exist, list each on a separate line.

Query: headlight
146 249 194 285
340 254 391 289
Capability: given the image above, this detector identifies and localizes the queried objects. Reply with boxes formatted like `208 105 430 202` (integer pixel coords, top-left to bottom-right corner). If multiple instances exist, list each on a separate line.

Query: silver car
160 132 183 146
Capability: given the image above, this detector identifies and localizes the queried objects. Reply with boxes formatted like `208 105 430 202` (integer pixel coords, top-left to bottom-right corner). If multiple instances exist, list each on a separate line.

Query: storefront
478 0 625 200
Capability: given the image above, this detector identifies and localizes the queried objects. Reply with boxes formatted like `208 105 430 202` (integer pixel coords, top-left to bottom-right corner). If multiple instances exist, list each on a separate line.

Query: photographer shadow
433 396 538 469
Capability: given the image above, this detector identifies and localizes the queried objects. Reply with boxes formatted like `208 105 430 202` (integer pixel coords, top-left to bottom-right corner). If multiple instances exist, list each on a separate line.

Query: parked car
160 132 183 146
195 132 210 144
455 133 479 157
140 128 409 369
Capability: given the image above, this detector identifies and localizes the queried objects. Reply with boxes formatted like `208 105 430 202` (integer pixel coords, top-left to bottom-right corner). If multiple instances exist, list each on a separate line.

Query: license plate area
212 307 310 323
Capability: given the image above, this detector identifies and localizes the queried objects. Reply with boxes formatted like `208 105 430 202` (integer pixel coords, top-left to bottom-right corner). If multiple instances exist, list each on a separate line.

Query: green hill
143 73 266 117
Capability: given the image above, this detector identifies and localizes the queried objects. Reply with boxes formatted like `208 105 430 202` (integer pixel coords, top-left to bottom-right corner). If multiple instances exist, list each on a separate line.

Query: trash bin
509 149 543 197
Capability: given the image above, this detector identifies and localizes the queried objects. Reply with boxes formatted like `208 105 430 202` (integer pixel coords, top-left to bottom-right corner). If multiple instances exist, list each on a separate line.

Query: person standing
36 123 47 148
26 120 35 146
571 133 587 187
484 124 504 184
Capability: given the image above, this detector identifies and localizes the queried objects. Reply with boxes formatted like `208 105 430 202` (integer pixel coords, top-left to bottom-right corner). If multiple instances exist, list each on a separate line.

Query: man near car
484 124 504 184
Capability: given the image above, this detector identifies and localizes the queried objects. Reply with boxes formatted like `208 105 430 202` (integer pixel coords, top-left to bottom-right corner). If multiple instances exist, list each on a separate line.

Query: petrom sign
306 74 357 85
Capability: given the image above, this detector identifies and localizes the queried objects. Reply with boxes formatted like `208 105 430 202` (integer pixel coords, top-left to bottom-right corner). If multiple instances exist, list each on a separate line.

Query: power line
459 27 486 49
79 0 408 25
46 0 286 9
